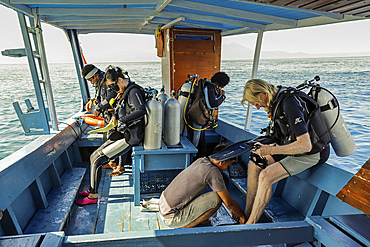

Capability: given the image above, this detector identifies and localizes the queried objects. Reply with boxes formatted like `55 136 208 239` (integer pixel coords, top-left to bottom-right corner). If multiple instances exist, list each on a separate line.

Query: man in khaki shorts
159 144 246 228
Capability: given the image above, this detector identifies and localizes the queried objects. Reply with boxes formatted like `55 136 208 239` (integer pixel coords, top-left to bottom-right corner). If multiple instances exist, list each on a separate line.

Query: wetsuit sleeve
204 84 226 109
283 96 309 137
97 91 117 111
118 88 146 123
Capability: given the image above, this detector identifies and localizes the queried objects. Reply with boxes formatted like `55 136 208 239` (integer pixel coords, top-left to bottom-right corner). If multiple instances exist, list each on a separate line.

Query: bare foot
110 166 125 176
102 161 117 169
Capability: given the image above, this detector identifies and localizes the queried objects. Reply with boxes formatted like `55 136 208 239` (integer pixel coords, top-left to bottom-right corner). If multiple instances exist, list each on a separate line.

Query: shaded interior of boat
1 116 369 246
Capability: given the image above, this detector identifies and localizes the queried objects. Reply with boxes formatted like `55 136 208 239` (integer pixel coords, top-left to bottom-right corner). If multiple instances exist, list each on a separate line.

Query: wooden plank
307 216 362 247
123 171 160 232
95 168 113 234
336 159 370 216
330 214 370 246
0 234 42 247
64 221 314 247
174 39 215 53
40 232 65 247
25 168 86 234
265 197 304 222
102 172 127 233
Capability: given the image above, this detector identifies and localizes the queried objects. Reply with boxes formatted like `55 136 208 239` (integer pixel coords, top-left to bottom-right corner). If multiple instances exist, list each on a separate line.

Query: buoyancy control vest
265 86 331 155
185 78 218 127
111 83 147 145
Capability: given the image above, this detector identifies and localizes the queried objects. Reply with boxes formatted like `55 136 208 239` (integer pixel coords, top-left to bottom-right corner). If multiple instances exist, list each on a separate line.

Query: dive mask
107 81 120 93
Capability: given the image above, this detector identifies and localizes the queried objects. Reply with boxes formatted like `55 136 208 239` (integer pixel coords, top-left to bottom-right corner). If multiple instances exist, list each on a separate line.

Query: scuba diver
241 79 330 224
159 143 246 228
82 64 119 171
76 66 146 205
186 72 230 157
82 64 117 116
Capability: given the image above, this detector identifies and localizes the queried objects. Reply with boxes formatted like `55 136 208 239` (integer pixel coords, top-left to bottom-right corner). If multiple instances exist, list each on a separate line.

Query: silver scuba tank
178 81 195 134
156 85 169 135
315 87 357 157
163 90 181 146
143 94 163 150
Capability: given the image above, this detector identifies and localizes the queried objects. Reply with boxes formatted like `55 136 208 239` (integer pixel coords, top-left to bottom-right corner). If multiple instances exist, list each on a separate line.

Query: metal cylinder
163 96 181 146
178 82 194 134
316 88 357 157
157 91 169 135
143 98 162 150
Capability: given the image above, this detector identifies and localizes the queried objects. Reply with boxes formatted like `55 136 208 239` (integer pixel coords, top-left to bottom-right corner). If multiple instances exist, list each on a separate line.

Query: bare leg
246 162 289 224
245 160 261 218
181 198 222 228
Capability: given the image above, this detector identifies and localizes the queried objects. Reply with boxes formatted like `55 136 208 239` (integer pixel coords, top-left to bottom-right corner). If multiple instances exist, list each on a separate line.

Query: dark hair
211 72 230 88
212 143 228 154
104 65 129 82
81 64 100 78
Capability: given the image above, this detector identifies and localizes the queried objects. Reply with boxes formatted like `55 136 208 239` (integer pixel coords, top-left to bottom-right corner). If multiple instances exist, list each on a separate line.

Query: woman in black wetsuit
77 66 146 205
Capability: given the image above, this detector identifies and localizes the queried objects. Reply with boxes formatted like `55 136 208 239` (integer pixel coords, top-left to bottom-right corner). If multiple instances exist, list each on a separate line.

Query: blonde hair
241 79 277 114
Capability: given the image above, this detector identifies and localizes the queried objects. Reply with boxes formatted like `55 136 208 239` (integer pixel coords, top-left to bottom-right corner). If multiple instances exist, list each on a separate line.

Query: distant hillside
222 42 370 60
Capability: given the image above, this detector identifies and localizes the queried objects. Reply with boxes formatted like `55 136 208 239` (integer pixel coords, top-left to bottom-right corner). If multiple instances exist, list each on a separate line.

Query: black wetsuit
190 80 226 157
89 83 146 194
93 71 117 122
269 88 330 165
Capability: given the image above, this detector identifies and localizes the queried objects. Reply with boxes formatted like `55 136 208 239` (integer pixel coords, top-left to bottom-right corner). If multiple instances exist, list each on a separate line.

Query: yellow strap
183 78 214 131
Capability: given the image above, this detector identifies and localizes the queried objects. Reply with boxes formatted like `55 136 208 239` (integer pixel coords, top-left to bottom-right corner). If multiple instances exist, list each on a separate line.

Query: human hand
220 89 225 95
93 109 100 116
253 142 271 157
110 116 116 126
85 100 93 112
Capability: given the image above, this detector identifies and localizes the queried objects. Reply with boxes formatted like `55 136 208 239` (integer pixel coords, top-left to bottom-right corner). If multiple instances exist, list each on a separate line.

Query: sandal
102 161 117 169
110 166 125 176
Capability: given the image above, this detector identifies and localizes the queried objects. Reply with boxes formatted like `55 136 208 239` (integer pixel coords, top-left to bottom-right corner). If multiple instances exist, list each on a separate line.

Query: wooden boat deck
65 162 171 236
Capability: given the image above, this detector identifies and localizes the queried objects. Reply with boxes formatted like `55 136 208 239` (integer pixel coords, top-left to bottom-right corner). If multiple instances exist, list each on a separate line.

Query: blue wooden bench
24 167 86 234
0 232 64 247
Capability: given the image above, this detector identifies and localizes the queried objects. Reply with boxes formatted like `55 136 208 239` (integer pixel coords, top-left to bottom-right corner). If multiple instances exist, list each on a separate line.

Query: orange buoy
82 116 104 128
81 114 104 121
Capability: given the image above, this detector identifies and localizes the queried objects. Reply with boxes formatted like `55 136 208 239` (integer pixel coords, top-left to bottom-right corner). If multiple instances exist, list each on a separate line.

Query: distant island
1 42 369 64
84 42 370 63
222 42 370 60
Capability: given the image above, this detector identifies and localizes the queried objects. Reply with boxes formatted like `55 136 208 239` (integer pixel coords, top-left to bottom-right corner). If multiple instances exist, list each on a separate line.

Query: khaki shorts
162 192 220 228
278 152 320 176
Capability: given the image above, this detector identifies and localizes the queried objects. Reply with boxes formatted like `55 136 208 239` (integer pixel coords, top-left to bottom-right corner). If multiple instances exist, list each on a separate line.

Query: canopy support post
244 30 264 130
66 29 90 109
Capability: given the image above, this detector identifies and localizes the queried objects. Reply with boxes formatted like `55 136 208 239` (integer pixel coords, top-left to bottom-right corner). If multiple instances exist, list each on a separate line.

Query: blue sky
1 4 369 64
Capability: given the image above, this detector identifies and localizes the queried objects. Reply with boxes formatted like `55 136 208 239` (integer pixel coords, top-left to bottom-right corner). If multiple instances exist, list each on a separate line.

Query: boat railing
0 113 86 236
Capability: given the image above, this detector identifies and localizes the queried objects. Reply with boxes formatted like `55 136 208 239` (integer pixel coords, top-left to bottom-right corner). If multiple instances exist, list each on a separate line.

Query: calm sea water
1 57 369 173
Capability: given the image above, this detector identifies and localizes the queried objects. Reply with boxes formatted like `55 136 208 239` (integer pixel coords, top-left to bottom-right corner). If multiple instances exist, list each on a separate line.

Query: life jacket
112 82 147 145
185 78 218 127
265 86 331 155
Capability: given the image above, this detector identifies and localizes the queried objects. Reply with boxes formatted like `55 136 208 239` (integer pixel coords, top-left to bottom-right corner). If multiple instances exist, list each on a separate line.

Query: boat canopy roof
1 0 369 36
